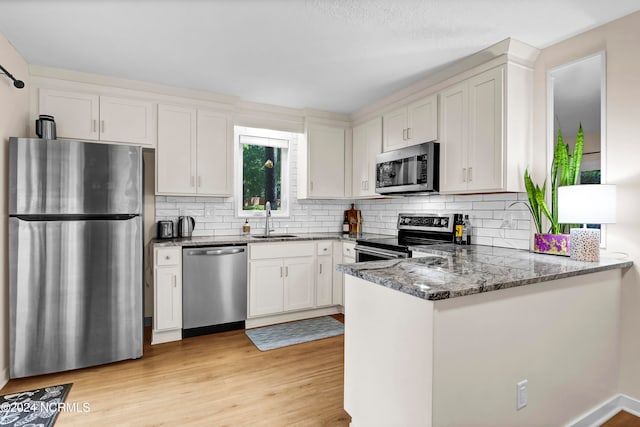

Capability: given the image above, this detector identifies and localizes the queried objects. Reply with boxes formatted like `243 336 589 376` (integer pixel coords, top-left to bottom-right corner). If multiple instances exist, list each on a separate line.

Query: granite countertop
152 232 388 247
337 243 633 301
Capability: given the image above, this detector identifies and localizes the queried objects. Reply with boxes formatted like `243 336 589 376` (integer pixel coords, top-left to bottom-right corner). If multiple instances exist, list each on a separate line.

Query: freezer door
9 216 143 378
9 137 142 215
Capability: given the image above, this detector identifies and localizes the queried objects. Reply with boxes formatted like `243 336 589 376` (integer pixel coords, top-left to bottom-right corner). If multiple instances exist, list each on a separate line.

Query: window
235 126 292 217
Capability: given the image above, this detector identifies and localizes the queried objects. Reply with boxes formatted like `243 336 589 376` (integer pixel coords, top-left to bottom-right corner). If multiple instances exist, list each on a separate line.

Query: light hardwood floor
1 316 350 426
601 410 640 427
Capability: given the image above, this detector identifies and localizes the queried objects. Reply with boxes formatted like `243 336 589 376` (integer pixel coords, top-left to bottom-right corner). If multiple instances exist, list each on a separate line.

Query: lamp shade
558 184 617 224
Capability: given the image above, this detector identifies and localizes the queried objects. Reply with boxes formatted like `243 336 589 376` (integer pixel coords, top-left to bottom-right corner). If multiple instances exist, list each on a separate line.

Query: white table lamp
558 184 616 262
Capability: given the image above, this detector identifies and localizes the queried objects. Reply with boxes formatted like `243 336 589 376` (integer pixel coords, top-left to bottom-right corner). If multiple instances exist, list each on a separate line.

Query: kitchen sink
250 234 298 239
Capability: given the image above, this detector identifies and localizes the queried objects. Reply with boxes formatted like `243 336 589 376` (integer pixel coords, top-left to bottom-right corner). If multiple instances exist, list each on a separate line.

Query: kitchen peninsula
339 245 632 427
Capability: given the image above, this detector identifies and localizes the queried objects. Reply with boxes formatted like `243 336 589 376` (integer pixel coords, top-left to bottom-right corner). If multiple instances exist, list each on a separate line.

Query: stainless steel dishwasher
182 245 247 338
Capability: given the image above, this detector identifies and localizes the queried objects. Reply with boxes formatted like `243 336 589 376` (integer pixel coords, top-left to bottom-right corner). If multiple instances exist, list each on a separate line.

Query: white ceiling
1 0 639 114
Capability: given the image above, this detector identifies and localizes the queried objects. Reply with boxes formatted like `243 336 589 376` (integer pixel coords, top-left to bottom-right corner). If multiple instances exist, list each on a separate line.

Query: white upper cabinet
352 117 382 198
406 95 438 146
382 94 438 152
382 107 407 152
38 89 155 146
99 96 154 146
196 110 233 196
157 104 196 195
439 64 531 194
299 120 347 199
39 89 99 141
156 104 233 196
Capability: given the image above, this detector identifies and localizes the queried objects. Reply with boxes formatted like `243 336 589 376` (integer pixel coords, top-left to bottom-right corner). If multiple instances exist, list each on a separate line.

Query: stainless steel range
355 213 458 262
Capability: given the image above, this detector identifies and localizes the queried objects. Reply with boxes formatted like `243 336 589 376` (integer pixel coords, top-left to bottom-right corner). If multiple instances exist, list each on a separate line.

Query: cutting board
346 204 361 233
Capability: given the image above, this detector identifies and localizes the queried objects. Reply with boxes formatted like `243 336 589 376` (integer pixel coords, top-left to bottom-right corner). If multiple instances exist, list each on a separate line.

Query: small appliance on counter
35 115 57 140
178 215 195 238
157 220 174 239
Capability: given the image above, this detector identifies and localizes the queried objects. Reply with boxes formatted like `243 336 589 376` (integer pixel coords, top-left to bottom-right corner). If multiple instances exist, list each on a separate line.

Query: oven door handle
355 245 409 260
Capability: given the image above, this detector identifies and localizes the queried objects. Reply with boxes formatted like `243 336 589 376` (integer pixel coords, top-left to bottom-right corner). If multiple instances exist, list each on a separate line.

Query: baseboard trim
246 306 341 329
0 367 8 389
567 394 640 427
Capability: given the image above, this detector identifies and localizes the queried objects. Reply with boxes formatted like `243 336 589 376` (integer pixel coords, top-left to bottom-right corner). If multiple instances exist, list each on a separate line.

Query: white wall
532 10 640 400
433 269 622 426
0 33 30 387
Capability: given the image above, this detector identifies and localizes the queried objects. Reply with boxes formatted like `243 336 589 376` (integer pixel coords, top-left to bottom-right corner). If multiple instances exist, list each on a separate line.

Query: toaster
157 221 174 239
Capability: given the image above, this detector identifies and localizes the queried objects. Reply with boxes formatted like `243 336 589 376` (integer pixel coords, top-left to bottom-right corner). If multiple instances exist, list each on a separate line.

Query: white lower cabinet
248 242 316 318
283 258 315 311
152 247 182 344
316 241 334 307
338 242 356 306
249 259 285 317
248 241 340 318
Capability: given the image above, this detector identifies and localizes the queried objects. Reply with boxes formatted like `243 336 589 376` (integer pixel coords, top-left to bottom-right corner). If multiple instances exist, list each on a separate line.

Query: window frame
234 126 292 218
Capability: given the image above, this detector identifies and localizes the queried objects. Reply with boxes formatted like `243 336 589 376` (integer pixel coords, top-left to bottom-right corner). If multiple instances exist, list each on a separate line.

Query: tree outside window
242 143 282 211
235 127 292 217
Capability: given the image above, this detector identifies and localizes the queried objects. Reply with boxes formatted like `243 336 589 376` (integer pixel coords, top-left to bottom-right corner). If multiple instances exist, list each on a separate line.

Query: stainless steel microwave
375 141 439 194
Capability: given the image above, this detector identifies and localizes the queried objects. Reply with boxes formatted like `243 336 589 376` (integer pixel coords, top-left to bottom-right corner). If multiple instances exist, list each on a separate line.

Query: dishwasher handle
184 247 246 256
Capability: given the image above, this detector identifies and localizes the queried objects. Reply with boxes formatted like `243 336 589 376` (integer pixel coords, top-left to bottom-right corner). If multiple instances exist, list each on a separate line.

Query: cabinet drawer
250 242 315 260
156 247 181 266
343 242 356 257
317 241 333 256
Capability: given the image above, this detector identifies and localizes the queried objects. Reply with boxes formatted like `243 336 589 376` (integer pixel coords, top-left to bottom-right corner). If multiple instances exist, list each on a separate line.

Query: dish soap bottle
242 219 250 235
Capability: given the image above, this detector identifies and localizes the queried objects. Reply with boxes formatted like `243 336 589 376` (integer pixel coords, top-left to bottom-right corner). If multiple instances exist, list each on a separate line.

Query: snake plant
519 124 584 234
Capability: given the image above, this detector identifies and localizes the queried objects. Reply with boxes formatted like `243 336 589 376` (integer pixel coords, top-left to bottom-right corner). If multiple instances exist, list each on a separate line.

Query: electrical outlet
516 379 528 410
501 212 515 229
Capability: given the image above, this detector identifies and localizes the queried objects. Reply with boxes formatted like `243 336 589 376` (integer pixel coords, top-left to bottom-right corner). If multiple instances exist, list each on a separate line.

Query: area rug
246 316 344 351
0 383 72 427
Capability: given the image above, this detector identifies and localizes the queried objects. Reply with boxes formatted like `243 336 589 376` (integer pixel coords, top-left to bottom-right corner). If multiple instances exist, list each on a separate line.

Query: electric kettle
35 115 57 140
178 216 195 238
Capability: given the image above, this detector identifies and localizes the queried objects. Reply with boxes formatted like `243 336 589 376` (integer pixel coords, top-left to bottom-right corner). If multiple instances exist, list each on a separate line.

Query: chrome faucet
264 201 274 237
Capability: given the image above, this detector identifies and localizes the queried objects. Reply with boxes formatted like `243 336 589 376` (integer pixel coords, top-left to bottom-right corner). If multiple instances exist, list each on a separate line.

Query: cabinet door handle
407 127 412 139
402 128 407 140
280 266 283 278
100 120 105 133
285 266 289 277
463 168 467 182
310 181 314 192
468 167 472 182
197 176 202 187
320 264 323 274
92 119 97 132
172 275 177 288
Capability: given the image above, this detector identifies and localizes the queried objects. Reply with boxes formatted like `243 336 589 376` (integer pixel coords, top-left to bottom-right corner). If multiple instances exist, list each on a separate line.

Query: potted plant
519 124 584 255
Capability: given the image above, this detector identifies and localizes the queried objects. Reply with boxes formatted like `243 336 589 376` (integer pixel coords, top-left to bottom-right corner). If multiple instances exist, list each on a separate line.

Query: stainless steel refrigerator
9 137 143 378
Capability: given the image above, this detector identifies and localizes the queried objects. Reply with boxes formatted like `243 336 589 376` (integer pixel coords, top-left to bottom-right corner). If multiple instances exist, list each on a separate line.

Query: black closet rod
0 63 25 89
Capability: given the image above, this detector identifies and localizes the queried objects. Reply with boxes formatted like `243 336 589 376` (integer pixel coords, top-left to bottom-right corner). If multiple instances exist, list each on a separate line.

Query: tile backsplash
155 192 531 250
